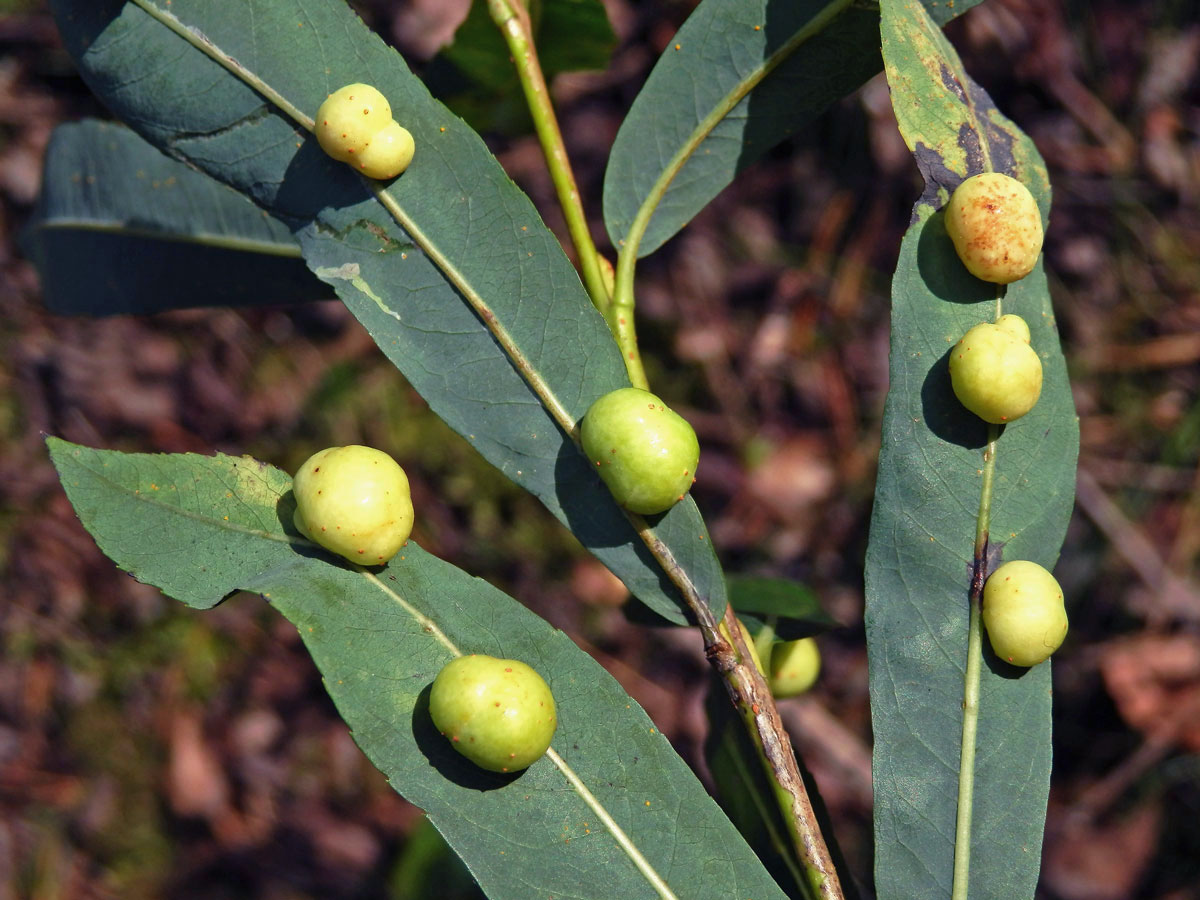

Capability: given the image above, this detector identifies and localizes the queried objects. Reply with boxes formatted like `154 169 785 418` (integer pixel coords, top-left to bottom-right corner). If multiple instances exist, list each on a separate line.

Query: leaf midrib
35 218 302 257
66 447 299 546
361 572 679 899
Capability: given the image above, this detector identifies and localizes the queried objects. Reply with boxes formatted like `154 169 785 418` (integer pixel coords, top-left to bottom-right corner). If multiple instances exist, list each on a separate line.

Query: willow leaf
603 0 984 259
26 119 320 315
48 437 788 900
48 0 724 625
865 2 1078 897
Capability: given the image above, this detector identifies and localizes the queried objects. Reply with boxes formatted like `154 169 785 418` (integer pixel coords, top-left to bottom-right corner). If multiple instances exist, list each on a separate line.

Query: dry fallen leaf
1101 634 1200 750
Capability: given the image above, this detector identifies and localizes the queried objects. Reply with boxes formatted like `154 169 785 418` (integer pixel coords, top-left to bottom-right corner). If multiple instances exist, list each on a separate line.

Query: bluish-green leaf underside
26 119 323 315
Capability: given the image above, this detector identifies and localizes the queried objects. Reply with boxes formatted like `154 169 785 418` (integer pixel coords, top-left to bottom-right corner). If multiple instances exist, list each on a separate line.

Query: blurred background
1 0 1198 897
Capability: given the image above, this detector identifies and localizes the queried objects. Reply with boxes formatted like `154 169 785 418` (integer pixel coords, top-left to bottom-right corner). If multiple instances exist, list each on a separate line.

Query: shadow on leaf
552 441 692 623
410 684 523 791
921 347 990 449
275 138 375 224
275 490 359 568
276 489 302 535
916 209 994 305
981 634 1038 680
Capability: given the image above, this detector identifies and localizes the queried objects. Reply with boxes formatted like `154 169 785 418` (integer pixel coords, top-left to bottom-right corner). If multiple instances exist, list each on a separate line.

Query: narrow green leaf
602 0 983 259
48 437 789 900
727 575 834 638
25 119 321 315
881 0 1038 203
865 3 1078 899
48 0 722 625
704 687 806 899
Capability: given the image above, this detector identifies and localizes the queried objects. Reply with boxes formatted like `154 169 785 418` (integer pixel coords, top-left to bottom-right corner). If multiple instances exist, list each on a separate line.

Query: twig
714 603 841 900
636 525 844 900
132 2 844 893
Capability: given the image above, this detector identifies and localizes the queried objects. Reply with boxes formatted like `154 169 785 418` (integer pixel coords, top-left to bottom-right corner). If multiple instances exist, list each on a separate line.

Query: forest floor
1 1 1199 898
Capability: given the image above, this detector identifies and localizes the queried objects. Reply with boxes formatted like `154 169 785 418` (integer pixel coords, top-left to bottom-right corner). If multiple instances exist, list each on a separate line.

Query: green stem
953 588 985 900
952 424 999 900
487 0 612 318
608 289 650 390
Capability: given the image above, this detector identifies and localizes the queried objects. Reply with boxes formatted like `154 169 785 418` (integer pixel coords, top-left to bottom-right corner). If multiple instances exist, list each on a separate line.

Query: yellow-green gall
580 387 700 515
315 83 393 163
983 560 1068 667
356 120 415 180
994 313 1031 342
429 655 557 773
945 172 1044 284
292 445 413 565
948 317 1043 424
769 638 821 698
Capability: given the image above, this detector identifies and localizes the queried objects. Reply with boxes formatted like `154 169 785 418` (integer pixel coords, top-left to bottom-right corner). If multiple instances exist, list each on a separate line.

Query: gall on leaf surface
48 437 789 900
48 0 722 626
865 2 1078 898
